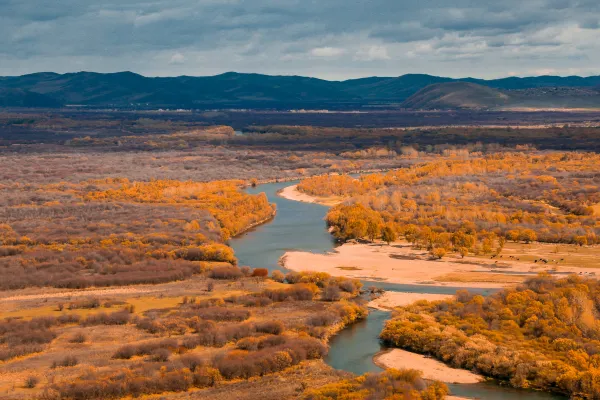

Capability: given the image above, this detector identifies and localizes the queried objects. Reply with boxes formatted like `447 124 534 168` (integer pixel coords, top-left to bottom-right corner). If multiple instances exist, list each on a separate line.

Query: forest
298 152 600 259
380 274 600 398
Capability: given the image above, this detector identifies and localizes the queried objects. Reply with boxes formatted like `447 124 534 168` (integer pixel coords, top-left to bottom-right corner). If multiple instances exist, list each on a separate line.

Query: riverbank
374 349 484 384
368 291 454 310
277 184 342 206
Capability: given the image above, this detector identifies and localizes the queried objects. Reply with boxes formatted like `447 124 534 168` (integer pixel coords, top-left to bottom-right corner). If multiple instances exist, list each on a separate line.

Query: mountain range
1 71 600 109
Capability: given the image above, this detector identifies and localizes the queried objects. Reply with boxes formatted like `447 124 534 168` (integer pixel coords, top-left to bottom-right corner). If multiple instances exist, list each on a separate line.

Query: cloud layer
1 0 599 79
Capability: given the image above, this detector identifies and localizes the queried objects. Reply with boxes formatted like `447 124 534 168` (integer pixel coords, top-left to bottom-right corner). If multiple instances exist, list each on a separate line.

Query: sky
1 0 599 80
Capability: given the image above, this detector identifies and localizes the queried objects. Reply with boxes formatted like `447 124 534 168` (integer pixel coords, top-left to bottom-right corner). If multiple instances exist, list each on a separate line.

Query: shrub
180 354 206 372
251 268 269 278
182 306 250 322
68 297 100 310
255 320 284 335
69 332 87 343
52 355 78 368
24 376 39 389
307 312 339 327
240 266 252 276
209 265 243 280
82 310 130 326
271 270 285 282
149 348 171 362
214 337 326 379
322 284 342 301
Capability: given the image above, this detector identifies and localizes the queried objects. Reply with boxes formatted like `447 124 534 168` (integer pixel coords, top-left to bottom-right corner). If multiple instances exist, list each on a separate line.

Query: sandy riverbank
277 184 342 206
374 349 483 384
368 292 454 310
283 241 597 288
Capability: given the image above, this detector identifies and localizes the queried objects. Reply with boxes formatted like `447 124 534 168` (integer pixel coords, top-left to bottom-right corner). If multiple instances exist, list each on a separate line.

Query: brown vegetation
298 152 600 259
380 274 600 398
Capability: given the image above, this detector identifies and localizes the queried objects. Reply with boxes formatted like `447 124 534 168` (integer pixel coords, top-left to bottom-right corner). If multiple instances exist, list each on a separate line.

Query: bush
68 297 100 310
307 312 339 327
255 320 284 335
209 265 243 280
69 332 87 343
182 306 250 322
82 310 130 326
240 266 252 276
113 338 178 359
24 376 39 389
180 354 206 372
271 270 285 282
52 355 78 368
149 348 171 362
322 284 342 301
251 268 269 278
214 337 326 379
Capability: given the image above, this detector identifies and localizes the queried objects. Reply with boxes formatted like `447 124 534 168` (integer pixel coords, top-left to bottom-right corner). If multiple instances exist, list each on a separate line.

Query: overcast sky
1 0 599 80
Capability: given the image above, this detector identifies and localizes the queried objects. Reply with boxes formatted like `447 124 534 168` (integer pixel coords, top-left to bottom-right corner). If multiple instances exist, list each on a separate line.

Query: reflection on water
230 181 566 400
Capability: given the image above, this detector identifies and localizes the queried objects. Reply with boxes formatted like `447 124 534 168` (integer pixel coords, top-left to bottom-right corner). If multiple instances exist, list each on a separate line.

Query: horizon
4 70 600 81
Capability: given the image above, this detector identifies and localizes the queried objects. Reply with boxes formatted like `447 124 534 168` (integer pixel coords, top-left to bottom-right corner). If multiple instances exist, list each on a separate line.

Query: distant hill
402 82 511 109
403 82 600 110
0 88 64 108
1 71 600 109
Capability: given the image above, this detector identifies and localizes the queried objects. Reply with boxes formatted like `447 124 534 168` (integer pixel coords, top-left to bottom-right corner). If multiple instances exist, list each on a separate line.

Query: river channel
230 181 564 400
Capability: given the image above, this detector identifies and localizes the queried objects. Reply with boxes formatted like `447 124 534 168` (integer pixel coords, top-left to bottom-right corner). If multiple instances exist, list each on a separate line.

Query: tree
366 220 382 242
458 247 469 258
452 231 476 250
507 230 520 242
382 225 397 245
431 248 446 259
519 229 537 244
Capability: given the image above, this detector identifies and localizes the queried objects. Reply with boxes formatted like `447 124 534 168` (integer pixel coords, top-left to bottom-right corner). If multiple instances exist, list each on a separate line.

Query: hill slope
0 88 64 108
1 71 600 109
401 82 511 109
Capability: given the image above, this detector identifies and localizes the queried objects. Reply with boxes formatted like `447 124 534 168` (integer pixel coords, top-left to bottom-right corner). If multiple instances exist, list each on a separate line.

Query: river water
230 181 564 400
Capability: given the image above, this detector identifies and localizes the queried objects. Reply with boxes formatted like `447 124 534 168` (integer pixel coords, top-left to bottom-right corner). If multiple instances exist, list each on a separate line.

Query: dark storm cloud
0 0 598 78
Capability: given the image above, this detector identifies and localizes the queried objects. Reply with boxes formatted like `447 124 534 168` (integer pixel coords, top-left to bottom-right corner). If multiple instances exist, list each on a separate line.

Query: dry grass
473 242 600 269
434 272 526 284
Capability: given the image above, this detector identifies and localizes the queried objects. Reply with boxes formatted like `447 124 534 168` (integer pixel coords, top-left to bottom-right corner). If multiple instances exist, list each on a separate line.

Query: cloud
169 52 186 65
0 0 598 79
310 47 346 58
354 45 390 61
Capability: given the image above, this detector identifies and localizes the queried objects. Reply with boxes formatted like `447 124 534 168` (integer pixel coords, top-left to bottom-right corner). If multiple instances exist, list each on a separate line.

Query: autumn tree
382 225 397 245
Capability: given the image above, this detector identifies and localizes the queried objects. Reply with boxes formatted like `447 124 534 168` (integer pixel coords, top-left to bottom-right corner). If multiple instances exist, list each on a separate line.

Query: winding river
231 181 564 400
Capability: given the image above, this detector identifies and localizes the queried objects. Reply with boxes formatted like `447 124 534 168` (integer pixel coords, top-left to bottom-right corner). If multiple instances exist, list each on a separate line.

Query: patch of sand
374 349 483 384
368 292 454 310
283 241 599 288
277 185 342 206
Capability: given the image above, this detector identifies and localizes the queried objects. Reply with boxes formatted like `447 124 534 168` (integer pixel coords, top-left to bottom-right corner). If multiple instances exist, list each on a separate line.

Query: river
230 181 564 400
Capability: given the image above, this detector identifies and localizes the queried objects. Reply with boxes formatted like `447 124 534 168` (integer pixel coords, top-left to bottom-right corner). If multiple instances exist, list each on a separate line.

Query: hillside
403 82 600 110
0 88 64 108
401 82 511 109
1 71 600 109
